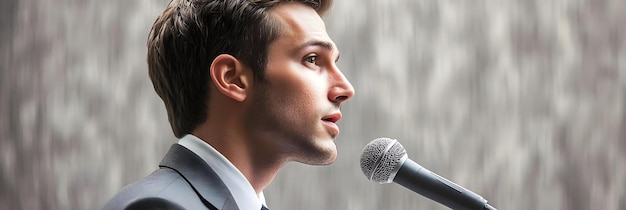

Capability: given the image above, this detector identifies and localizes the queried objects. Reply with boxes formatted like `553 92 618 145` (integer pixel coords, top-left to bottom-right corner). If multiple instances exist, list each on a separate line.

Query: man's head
242 2 354 165
147 0 333 138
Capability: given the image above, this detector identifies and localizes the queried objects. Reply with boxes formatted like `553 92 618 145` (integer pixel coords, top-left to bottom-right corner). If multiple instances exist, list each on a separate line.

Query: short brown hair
147 0 332 138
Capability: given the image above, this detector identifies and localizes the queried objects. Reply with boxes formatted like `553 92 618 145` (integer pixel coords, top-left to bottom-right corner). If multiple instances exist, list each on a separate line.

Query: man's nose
328 67 355 104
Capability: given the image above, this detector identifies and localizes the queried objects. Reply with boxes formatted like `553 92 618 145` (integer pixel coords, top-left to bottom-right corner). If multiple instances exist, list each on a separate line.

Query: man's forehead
269 2 338 54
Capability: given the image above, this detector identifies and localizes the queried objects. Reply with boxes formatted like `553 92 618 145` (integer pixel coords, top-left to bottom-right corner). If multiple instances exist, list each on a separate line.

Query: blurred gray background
1 0 625 209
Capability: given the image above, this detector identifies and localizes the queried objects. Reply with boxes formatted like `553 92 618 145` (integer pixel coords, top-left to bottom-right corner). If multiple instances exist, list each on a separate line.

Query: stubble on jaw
242 80 338 166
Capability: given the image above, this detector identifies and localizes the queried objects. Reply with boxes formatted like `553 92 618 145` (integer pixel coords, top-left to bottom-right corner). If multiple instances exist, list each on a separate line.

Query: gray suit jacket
102 144 239 210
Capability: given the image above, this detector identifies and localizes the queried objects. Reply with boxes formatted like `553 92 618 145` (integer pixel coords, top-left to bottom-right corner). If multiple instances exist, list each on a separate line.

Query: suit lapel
159 144 239 210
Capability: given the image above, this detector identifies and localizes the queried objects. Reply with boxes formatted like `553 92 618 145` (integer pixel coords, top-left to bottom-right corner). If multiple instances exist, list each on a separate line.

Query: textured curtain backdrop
1 0 625 209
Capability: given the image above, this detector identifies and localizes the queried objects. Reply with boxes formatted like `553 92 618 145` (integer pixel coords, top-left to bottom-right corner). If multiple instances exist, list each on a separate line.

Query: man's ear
209 54 251 102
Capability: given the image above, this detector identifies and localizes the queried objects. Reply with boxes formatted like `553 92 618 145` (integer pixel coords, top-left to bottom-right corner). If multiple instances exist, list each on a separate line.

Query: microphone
360 137 497 210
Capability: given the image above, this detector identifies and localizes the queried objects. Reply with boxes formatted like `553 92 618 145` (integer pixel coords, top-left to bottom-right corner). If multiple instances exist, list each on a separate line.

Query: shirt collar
178 134 267 210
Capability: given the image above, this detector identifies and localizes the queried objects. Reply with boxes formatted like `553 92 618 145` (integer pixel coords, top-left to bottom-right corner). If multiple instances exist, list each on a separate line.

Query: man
102 0 354 209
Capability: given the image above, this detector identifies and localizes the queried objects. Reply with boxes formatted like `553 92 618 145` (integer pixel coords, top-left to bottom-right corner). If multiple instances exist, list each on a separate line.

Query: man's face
244 3 355 165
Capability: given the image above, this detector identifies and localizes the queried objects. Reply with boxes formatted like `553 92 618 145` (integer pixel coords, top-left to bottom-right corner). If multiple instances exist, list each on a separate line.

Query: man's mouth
322 112 341 123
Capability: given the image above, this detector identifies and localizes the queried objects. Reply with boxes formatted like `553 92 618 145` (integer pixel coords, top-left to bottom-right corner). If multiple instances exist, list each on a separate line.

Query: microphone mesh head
359 138 407 183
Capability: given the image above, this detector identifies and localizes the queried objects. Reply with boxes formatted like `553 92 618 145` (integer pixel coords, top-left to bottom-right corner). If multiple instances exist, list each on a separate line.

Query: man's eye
304 55 318 65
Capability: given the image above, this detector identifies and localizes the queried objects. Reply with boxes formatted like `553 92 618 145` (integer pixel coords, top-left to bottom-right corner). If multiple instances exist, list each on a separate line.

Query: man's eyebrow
297 40 340 62
302 40 333 50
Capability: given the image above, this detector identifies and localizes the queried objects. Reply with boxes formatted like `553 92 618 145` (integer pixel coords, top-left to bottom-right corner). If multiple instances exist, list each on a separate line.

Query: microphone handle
393 159 496 210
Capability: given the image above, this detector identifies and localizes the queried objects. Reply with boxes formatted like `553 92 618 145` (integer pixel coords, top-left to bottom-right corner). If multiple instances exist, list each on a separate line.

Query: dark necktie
261 205 269 210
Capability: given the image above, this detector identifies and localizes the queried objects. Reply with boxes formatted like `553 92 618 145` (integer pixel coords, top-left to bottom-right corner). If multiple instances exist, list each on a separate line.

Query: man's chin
296 142 337 165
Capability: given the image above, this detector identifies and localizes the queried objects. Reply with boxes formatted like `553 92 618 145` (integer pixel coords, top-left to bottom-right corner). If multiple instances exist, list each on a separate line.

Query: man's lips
322 112 342 123
322 112 342 136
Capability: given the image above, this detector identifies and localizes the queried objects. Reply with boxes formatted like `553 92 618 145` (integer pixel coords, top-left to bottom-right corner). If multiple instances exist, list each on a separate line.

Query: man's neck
192 124 285 195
